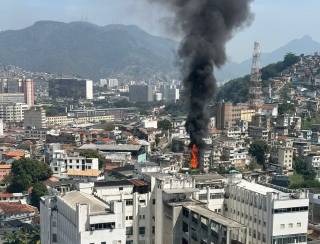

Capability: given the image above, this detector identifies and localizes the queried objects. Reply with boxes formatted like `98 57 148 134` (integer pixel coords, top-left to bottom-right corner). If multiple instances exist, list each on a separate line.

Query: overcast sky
0 0 319 62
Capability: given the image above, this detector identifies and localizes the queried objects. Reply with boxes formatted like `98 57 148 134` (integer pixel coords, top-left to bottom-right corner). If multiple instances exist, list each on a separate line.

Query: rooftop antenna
249 41 263 108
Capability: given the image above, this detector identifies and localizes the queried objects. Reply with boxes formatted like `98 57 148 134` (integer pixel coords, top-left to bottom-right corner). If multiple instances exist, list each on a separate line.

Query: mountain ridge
216 35 320 82
0 20 178 80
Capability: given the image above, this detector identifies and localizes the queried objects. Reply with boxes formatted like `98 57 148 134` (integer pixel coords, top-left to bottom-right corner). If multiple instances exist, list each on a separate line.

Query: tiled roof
0 164 11 169
0 202 37 215
67 169 101 177
3 150 25 158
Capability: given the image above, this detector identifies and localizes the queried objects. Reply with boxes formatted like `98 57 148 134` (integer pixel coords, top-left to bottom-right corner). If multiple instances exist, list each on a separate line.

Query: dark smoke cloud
148 0 253 151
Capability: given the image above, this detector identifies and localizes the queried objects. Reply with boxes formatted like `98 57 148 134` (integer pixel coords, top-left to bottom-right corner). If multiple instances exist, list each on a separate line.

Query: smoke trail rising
148 0 253 155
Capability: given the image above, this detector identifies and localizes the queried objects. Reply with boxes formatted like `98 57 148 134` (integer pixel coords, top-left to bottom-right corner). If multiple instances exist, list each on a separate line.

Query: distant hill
216 53 300 104
216 35 320 83
0 21 178 80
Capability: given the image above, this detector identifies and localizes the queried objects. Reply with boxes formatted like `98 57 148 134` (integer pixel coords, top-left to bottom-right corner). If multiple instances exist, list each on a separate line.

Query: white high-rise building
225 178 308 244
108 79 119 88
40 169 309 244
0 103 28 123
24 79 35 107
0 119 3 136
40 191 126 244
85 79 93 100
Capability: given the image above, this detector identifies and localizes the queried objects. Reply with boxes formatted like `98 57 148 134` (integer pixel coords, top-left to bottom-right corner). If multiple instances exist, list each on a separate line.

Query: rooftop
67 169 101 177
235 180 283 195
0 164 11 169
94 180 133 187
60 191 108 214
78 144 142 152
0 202 37 215
185 205 244 229
192 174 225 182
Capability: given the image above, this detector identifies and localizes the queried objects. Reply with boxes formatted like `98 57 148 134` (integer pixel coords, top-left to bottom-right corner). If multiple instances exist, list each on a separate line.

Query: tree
4 226 40 244
158 119 172 131
30 182 48 209
248 159 260 171
7 173 32 193
293 156 316 181
7 158 52 193
79 149 106 169
278 102 295 115
249 140 269 166
103 122 115 131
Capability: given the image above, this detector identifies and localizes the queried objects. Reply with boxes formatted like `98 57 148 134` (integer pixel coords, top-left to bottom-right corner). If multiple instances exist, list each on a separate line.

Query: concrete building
0 78 23 93
40 191 125 244
129 85 153 102
49 78 93 100
216 102 255 129
50 150 99 177
142 119 157 129
309 193 320 224
161 85 180 102
24 79 35 107
225 178 309 244
40 169 310 244
0 93 25 104
24 106 47 129
107 79 119 88
0 119 3 136
270 140 294 171
0 103 28 123
0 202 38 224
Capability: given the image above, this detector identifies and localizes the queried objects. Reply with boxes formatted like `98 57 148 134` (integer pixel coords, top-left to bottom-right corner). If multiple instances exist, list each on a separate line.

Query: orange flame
190 144 199 169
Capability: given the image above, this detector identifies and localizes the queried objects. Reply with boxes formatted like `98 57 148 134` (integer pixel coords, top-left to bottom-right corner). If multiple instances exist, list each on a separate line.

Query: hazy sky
0 0 319 62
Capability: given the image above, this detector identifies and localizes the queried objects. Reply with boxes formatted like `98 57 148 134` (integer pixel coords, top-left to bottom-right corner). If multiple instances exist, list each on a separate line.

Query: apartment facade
0 103 28 123
40 191 125 244
225 178 309 244
50 150 99 177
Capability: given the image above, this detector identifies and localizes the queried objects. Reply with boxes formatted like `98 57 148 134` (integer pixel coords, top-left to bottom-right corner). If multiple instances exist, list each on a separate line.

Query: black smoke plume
148 0 253 151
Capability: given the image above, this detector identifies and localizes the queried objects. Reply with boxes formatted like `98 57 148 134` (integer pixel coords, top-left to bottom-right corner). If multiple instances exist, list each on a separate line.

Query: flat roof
79 144 142 152
60 191 108 214
192 174 225 182
185 205 244 229
94 180 133 187
163 188 198 194
235 180 283 195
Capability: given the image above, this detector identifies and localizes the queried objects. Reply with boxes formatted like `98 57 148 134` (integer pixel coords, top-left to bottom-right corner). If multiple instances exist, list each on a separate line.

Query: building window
126 227 133 235
126 199 133 206
52 234 57 243
119 187 123 191
182 208 189 218
288 223 293 228
182 221 188 233
152 199 156 204
280 224 285 229
198 194 207 200
297 222 301 227
101 242 106 244
139 215 145 219
126 216 133 220
139 227 145 235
